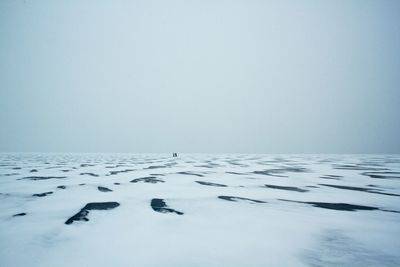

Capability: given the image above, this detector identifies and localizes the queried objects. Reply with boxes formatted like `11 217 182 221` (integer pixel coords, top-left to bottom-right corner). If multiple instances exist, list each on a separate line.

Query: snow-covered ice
1 153 400 266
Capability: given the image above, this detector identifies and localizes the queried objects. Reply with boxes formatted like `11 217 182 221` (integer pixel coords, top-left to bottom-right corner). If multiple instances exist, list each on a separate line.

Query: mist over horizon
1 0 400 153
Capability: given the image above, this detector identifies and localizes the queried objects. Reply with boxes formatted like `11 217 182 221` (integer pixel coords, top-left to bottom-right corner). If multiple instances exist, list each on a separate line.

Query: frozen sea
1 153 400 267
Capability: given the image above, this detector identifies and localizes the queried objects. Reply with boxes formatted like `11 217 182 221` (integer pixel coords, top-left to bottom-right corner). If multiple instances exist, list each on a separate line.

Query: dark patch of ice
333 164 387 171
109 169 135 176
65 202 120 225
150 198 183 215
57 185 66 189
1 173 19 177
252 167 308 177
326 202 375 210
320 174 342 180
32 192 53 197
279 199 400 213
218 196 266 203
226 161 247 167
226 171 247 175
253 170 287 177
195 181 228 187
13 213 26 217
98 186 112 192
361 171 400 179
80 173 99 177
195 165 215 168
20 176 67 181
80 164 95 168
177 171 204 177
264 184 309 192
319 184 400 197
130 176 164 184
145 165 166 170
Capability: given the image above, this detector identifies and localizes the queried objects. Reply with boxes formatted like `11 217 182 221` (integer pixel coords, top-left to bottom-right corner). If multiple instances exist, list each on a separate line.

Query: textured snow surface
1 153 400 267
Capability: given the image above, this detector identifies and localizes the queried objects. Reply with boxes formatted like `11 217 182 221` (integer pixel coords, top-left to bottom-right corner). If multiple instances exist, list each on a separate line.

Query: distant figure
173 153 178 157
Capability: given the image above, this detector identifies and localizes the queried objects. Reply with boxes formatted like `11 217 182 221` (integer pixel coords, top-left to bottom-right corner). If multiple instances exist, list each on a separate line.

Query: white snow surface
0 153 400 267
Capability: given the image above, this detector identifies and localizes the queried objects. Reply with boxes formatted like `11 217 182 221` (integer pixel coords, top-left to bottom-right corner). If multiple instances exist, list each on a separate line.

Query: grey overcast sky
0 0 399 153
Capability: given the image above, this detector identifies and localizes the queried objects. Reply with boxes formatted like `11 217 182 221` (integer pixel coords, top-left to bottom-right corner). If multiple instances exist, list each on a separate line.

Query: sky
0 0 399 153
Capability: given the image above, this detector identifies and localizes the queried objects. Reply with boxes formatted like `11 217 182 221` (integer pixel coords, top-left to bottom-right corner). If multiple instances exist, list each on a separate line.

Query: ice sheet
1 153 399 266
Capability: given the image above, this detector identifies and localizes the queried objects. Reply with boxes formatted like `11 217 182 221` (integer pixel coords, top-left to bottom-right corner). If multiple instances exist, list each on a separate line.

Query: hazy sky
0 0 399 153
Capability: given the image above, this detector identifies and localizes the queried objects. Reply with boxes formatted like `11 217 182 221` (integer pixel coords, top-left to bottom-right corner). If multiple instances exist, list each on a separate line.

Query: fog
1 0 399 153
